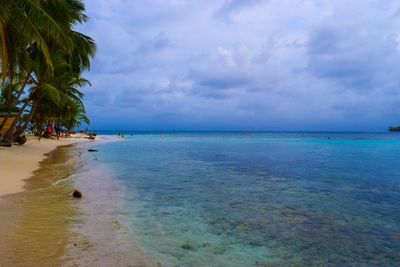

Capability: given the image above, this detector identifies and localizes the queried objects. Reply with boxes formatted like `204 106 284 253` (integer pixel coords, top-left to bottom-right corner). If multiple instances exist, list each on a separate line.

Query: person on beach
85 127 89 135
55 125 61 140
46 124 53 138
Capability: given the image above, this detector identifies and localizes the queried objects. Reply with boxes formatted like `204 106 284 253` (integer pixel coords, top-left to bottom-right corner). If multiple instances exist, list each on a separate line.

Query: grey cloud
136 31 174 54
152 32 174 50
79 0 400 131
215 0 268 17
307 22 400 91
190 66 251 91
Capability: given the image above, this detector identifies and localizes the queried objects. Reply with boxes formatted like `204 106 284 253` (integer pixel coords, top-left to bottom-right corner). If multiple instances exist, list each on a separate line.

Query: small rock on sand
72 190 83 198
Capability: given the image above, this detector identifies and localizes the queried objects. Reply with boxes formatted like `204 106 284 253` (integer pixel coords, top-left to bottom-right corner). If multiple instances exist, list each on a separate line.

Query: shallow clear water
93 132 400 266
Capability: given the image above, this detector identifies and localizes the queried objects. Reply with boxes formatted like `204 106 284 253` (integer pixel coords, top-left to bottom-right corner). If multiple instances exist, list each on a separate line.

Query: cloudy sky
78 0 400 131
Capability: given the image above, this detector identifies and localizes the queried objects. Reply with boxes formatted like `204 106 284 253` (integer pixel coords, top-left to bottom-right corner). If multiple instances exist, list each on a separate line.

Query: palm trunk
21 101 37 131
6 60 14 106
0 73 31 133
0 24 13 106
3 98 31 142
0 23 10 134
36 115 44 138
12 73 31 106
0 23 9 97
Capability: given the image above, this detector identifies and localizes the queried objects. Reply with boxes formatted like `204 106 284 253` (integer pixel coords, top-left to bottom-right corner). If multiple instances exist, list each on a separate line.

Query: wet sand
0 136 86 196
0 137 151 266
0 144 79 266
61 140 150 266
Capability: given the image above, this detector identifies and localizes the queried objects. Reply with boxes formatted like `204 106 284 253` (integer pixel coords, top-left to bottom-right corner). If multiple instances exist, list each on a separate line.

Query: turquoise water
92 132 400 266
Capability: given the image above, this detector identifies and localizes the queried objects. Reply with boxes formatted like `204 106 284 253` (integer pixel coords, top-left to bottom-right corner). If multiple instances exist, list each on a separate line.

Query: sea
81 131 400 266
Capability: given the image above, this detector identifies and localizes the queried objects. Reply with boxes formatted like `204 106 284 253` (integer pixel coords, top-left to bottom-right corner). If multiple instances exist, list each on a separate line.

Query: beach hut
0 107 20 136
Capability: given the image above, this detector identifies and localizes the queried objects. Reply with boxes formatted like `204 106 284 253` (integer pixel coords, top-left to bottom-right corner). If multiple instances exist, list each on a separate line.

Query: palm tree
0 0 74 137
30 77 91 134
0 0 95 144
26 51 92 136
0 0 72 103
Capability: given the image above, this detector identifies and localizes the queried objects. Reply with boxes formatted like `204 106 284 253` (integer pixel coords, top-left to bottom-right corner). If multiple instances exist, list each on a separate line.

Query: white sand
0 136 87 197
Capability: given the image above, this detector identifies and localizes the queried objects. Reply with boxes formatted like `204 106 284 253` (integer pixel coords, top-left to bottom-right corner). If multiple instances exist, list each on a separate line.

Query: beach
0 135 150 266
0 136 89 266
0 136 87 197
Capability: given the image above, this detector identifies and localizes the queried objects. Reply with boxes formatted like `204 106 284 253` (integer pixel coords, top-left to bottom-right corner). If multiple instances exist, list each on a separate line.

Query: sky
78 0 400 131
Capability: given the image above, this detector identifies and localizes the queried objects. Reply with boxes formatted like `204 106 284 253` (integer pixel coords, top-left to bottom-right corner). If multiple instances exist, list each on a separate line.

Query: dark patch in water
180 243 195 251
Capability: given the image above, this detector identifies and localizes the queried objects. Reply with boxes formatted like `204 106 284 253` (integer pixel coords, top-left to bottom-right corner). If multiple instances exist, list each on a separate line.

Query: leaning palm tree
0 0 95 144
0 0 73 137
3 44 94 141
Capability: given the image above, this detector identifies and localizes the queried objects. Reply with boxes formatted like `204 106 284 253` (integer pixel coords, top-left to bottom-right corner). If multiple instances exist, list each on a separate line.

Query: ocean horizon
94 130 394 133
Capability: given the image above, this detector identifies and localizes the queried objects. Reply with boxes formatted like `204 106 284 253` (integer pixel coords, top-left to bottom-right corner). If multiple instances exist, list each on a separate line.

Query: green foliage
0 0 96 138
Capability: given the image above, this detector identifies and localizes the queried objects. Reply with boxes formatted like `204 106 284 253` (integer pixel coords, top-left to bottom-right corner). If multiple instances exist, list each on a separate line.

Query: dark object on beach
0 140 12 147
10 127 27 145
16 134 27 145
42 131 51 138
72 190 83 198
88 149 98 152
88 135 96 140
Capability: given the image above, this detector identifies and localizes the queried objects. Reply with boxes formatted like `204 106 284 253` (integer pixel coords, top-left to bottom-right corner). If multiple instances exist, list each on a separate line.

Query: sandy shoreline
0 135 88 197
0 134 150 266
0 144 81 265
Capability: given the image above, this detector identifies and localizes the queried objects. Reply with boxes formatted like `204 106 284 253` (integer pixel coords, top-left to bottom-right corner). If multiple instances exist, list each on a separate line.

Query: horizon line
89 130 393 133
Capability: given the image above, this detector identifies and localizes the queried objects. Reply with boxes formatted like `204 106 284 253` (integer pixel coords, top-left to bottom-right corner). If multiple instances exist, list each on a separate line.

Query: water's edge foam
63 139 152 266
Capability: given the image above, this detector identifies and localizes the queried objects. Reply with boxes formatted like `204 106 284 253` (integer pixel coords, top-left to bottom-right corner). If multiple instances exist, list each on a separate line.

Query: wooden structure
0 112 19 136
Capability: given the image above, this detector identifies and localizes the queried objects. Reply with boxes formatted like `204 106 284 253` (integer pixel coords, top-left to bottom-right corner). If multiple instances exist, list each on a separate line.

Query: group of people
44 124 65 139
43 124 90 139
79 127 89 135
